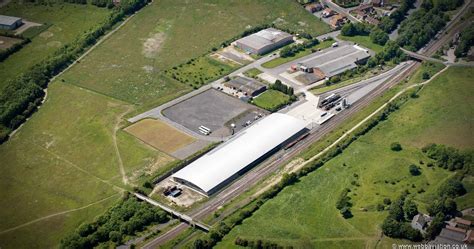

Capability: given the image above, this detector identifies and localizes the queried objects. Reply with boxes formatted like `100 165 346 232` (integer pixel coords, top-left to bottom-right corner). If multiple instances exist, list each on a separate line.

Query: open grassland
243 68 264 79
0 1 111 89
338 35 384 53
252 90 290 111
406 61 445 85
261 40 334 69
216 67 474 248
165 56 239 89
0 83 171 248
124 119 195 155
60 0 330 106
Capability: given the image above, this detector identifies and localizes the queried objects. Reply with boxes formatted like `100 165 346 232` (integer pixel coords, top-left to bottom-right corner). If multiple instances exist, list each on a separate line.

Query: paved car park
162 89 264 138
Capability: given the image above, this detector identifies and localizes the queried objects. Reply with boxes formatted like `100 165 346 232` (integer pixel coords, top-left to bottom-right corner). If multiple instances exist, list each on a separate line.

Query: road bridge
400 47 448 64
134 193 211 232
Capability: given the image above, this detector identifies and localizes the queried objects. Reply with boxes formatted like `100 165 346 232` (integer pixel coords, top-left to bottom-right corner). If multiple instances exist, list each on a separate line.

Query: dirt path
0 193 120 235
253 65 450 197
113 106 134 186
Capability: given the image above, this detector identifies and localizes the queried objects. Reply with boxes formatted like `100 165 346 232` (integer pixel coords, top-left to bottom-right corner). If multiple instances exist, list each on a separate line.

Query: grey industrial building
0 15 22 30
235 28 293 55
225 76 267 97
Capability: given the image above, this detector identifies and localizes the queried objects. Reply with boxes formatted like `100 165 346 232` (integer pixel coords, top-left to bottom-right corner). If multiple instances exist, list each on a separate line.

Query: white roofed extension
172 113 307 195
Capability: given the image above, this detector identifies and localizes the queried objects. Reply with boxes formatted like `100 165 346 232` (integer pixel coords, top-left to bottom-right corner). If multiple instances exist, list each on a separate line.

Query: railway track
142 3 472 246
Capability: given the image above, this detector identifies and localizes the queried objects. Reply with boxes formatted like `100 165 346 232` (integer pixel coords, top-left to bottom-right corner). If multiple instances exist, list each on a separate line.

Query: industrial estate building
293 45 371 84
172 113 308 196
0 15 22 30
234 28 293 55
224 76 267 97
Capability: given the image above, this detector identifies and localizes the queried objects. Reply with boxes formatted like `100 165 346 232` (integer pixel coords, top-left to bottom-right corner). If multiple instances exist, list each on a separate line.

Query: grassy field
59 0 330 106
165 56 239 89
0 82 172 248
0 1 111 89
338 35 384 53
406 61 446 85
124 119 195 155
243 68 264 79
216 67 474 248
252 90 291 111
261 40 334 69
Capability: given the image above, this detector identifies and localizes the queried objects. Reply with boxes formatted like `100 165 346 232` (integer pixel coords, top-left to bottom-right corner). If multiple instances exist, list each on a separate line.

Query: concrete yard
162 89 263 138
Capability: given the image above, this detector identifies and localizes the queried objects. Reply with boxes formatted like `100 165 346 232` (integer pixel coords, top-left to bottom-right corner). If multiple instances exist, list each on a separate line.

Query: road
141 3 471 247
320 0 361 23
127 30 343 141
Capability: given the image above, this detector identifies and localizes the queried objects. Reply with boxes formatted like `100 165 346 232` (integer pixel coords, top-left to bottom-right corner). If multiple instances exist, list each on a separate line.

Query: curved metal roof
172 113 307 195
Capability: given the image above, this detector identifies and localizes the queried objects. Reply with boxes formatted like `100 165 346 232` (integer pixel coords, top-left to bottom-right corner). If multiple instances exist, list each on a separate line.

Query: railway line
141 2 472 247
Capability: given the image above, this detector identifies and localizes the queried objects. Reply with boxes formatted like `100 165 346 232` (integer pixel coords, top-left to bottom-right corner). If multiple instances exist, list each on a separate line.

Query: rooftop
172 113 307 195
236 28 292 50
0 15 21 26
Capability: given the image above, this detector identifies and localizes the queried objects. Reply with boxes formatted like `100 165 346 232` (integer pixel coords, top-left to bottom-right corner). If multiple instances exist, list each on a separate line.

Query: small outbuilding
0 15 23 30
234 28 293 55
225 76 267 97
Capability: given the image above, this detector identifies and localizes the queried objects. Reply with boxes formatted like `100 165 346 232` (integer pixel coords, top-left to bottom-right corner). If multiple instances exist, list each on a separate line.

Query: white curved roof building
172 113 308 196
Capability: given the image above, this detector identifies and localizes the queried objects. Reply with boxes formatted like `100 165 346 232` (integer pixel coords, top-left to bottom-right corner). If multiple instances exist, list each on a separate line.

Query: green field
261 40 333 69
407 61 446 85
338 35 384 53
243 68 264 78
216 67 474 248
0 1 111 89
165 56 239 89
59 0 330 106
252 90 291 111
0 83 171 248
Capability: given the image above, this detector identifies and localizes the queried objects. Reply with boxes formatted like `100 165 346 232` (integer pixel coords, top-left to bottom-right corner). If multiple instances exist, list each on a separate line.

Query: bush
370 28 389 45
390 142 402 151
409 164 421 176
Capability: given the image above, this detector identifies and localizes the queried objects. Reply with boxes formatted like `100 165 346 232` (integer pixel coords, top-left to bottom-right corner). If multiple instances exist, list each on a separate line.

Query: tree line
235 237 294 249
0 0 149 143
279 38 320 58
378 0 416 33
341 22 389 46
454 25 474 58
60 194 169 248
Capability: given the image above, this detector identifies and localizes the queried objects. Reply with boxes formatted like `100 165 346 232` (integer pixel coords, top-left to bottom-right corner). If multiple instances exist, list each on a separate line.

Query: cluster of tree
341 22 370 37
235 237 293 249
424 178 465 238
396 6 448 51
91 0 115 8
366 40 406 68
454 25 474 58
378 0 416 33
369 28 389 45
0 38 30 62
381 192 423 241
63 0 87 5
0 0 149 144
422 143 473 171
279 38 319 58
270 80 295 96
423 0 464 11
60 195 169 248
336 188 353 218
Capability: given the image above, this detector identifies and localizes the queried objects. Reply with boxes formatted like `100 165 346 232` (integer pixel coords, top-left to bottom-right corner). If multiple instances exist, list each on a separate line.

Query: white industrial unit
172 113 308 196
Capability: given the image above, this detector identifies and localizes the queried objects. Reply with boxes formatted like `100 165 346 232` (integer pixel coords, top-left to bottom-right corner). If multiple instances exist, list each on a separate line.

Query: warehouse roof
225 76 266 95
236 28 292 51
304 45 370 77
0 15 21 26
172 113 307 195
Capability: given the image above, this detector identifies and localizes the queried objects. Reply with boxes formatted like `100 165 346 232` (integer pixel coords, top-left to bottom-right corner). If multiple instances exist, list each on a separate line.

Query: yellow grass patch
125 119 195 155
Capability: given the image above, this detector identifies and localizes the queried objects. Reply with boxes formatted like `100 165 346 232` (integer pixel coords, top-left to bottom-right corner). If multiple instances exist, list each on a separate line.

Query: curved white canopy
172 113 307 195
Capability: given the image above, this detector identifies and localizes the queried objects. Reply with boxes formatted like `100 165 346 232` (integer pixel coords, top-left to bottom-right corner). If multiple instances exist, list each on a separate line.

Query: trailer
198 125 211 135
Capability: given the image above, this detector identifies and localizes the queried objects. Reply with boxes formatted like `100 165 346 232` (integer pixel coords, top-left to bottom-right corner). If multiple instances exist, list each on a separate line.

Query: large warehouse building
235 28 293 55
172 113 308 196
0 15 22 30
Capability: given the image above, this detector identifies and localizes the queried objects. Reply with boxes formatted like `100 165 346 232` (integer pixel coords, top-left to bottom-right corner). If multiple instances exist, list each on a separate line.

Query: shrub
390 142 402 151
409 164 421 176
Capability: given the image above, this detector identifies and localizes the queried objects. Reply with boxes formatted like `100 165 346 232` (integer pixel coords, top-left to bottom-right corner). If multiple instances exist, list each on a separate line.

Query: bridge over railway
400 47 449 64
134 193 211 232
